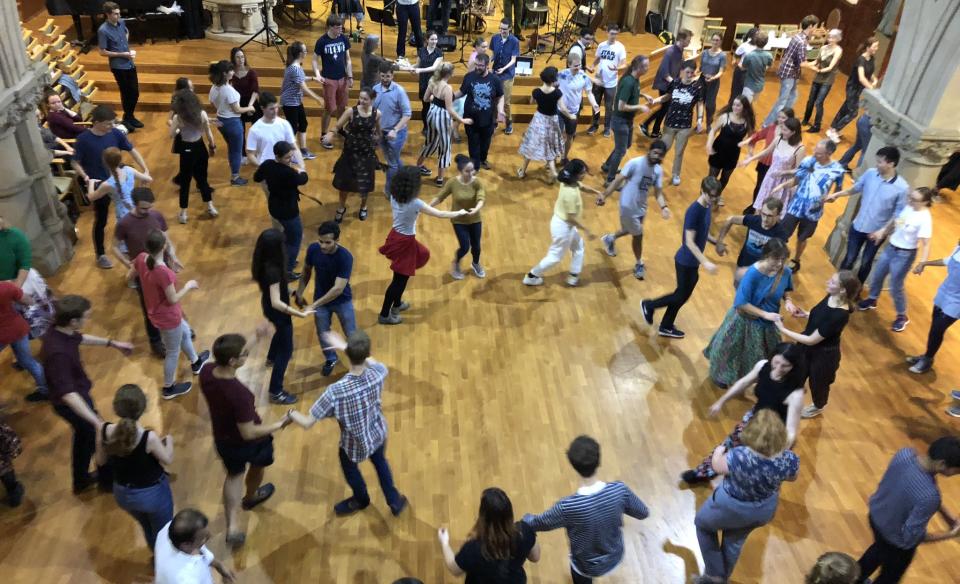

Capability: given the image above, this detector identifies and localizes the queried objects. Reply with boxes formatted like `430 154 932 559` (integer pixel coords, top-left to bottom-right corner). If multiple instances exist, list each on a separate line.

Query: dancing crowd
4 4 960 583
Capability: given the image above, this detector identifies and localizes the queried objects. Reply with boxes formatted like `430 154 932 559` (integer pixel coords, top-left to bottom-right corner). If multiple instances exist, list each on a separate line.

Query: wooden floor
5 9 960 584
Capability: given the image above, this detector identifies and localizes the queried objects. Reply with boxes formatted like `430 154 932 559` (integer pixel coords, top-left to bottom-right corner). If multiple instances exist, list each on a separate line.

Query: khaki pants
662 126 693 179
502 78 514 123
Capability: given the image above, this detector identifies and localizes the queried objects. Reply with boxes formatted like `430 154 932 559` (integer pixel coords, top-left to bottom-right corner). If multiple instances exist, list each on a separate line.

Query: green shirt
434 177 486 225
613 74 641 120
0 227 31 281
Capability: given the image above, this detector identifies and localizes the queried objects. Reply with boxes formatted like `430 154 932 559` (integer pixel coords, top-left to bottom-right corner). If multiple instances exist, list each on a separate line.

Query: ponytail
105 384 147 457
144 230 167 271
102 147 124 203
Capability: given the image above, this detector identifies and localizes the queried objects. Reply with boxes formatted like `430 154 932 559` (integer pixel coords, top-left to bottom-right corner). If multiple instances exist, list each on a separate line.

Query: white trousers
532 215 585 276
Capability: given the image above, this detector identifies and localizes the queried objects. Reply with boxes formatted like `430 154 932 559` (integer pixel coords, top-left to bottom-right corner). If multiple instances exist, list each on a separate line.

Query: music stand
240 0 287 64
368 3 398 56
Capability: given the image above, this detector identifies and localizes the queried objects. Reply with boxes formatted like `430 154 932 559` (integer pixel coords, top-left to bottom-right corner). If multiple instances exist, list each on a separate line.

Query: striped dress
419 93 453 169
523 481 649 578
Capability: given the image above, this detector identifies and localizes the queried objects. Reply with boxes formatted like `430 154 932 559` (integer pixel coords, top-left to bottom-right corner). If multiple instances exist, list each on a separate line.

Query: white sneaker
178 210 188 224
522 273 543 286
801 404 824 419
451 261 465 280
206 204 219 218
671 175 681 186
565 273 580 287
471 263 486 278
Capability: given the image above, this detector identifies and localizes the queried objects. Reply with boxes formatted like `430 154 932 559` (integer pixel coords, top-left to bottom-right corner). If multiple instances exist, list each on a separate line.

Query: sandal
517 168 526 179
241 482 276 510
334 207 346 223
358 207 368 221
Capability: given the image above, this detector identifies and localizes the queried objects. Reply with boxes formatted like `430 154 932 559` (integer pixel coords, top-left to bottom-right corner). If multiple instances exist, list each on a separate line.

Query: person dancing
430 154 487 280
522 160 601 288
714 198 788 287
87 146 152 231
649 60 704 187
169 89 216 223
209 60 256 185
700 32 727 128
682 342 806 484
826 37 879 143
416 64 470 187
776 270 859 419
518 66 571 183
600 55 652 185
739 108 797 215
801 29 843 134
281 42 324 160
740 117 804 215
253 142 309 278
905 239 960 374
558 53 600 167
312 15 353 144
408 31 443 132
326 88 380 222
378 166 468 325
704 239 800 388
727 28 758 106
692 409 799 584
706 96 754 206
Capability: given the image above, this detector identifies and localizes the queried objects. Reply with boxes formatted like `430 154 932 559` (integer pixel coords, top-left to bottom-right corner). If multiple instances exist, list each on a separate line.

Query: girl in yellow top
429 154 487 280
523 159 601 287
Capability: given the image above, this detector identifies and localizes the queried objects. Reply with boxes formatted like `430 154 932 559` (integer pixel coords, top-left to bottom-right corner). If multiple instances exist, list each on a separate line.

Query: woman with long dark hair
252 228 313 403
437 487 541 581
430 154 487 280
377 166 468 325
741 116 804 214
95 384 174 550
826 37 879 142
229 47 261 151
209 60 255 186
776 270 859 419
130 230 209 399
416 63 470 186
327 87 381 223
682 342 806 484
281 41 324 160
706 95 754 205
170 88 216 223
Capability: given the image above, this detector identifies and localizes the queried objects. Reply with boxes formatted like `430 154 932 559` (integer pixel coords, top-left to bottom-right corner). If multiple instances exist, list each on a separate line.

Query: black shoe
807 125 821 133
125 117 144 129
25 390 49 402
418 165 432 176
269 390 298 405
150 342 166 358
7 481 24 507
265 358 274 368
241 483 276 510
191 350 211 375
322 359 338 376
11 362 24 371
504 123 514 135
681 470 711 485
390 494 409 516
639 126 650 138
658 325 685 339
162 382 192 400
586 125 598 136
122 122 136 133
481 161 491 170
73 474 98 494
640 300 654 325
600 163 609 174
334 496 370 516
789 259 801 273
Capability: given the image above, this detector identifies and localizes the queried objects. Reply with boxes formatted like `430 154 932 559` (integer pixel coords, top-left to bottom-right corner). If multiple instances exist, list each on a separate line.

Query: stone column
1 0 74 276
674 0 709 53
824 0 960 266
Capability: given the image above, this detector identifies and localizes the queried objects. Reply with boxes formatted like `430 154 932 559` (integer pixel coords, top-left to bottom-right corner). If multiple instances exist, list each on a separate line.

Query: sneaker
586 125 598 136
471 263 486 278
908 357 932 374
600 163 609 174
230 176 248 186
671 175 681 186
334 496 370 516
892 315 910 332
96 255 114 269
639 126 651 138
7 481 24 507
601 234 617 257
178 210 188 224
321 141 335 150
206 204 219 218
680 470 711 485
269 390 298 405
288 271 301 281
389 494 409 517
807 125 821 133
394 301 411 312
125 117 145 129
302 148 318 159
241 483 276 510
378 312 403 325
602 129 611 138
948 405 960 418
322 359 337 376
504 123 514 135
481 161 491 170
857 298 878 311
522 273 544 286
952 389 960 400
451 261 465 280
190 350 211 375
633 262 646 280
658 325 685 339
418 165 432 176
801 404 824 419
640 300 654 325
25 390 49 402
566 273 580 287
162 382 192 400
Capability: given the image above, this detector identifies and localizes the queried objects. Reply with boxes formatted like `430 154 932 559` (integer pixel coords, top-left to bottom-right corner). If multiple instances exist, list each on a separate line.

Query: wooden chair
50 159 87 210
703 17 723 29
758 23 779 36
48 35 70 58
732 22 755 50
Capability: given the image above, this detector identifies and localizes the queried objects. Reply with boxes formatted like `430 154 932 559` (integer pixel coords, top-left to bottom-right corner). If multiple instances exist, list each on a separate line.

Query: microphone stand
240 0 287 65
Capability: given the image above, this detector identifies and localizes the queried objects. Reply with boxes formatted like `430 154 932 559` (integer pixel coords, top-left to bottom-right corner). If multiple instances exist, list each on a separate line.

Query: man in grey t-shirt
740 32 773 103
596 141 670 280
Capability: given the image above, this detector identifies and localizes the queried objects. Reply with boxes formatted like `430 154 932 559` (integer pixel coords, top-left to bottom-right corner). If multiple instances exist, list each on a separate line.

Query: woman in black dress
437 487 541 581
408 31 444 134
682 342 807 484
706 95 754 206
252 229 314 405
776 270 860 419
326 88 381 223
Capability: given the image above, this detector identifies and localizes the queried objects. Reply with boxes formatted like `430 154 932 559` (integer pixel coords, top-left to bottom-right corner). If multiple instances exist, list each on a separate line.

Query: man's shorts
619 212 645 236
323 77 349 113
215 436 275 476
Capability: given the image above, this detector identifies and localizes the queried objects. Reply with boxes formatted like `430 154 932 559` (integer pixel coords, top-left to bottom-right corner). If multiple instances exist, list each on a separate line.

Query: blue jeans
338 442 402 508
112 474 174 550
868 244 917 316
839 114 872 169
454 222 482 263
603 116 633 183
277 216 303 272
217 115 244 175
380 128 407 195
266 316 293 395
803 81 833 127
314 300 357 362
695 487 779 581
1 334 47 393
841 226 885 284
158 318 198 387
763 77 798 126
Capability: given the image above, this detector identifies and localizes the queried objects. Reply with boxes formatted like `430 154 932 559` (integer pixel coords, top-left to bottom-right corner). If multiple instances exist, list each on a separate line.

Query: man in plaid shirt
762 15 820 127
289 330 408 517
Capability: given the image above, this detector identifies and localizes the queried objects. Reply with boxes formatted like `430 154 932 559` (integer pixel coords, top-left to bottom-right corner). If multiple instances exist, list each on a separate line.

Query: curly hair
389 166 423 204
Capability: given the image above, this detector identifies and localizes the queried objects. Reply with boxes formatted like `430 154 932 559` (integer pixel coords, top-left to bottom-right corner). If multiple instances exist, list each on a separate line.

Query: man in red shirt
0 282 47 401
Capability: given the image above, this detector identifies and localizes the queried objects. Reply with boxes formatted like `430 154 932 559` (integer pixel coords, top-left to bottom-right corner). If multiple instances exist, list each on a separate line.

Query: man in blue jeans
761 15 819 127
295 221 356 377
373 63 412 197
290 330 408 517
601 55 651 185
826 146 909 285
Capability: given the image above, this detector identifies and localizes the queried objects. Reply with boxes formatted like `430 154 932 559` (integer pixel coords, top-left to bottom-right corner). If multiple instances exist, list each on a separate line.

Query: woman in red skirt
378 165 468 325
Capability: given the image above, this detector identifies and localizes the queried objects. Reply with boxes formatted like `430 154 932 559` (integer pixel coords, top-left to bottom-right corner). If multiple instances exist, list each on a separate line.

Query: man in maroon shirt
114 188 184 357
41 295 133 493
199 326 291 546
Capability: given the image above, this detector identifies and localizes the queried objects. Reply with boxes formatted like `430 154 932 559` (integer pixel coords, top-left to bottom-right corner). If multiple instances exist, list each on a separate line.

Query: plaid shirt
309 361 389 463
777 32 808 79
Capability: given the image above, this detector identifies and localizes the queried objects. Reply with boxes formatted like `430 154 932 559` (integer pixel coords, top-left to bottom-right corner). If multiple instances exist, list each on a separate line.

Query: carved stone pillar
674 0 709 53
207 4 224 34
1 0 74 276
825 0 960 266
202 0 276 43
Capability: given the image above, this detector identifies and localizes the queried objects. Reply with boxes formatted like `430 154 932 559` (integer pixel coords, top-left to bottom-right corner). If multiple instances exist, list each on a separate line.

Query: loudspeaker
437 34 458 52
645 11 663 35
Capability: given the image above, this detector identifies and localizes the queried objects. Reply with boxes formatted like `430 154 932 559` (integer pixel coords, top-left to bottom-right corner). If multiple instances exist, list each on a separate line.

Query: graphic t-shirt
594 41 626 88
558 69 592 113
737 215 788 267
664 78 704 129
460 71 504 128
619 156 662 217
314 34 351 80
785 156 845 221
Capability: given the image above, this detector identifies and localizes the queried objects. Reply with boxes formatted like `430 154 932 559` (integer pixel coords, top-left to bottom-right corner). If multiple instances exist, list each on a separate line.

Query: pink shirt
134 253 183 330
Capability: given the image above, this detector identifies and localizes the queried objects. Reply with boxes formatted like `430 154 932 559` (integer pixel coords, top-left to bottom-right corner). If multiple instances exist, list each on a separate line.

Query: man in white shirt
587 23 627 137
155 509 235 584
245 91 302 167
558 52 600 165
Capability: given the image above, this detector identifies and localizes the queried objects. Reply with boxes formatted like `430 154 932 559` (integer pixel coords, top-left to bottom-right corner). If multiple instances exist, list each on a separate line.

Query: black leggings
177 140 213 209
453 222 482 263
380 272 410 317
925 304 958 360
708 165 735 195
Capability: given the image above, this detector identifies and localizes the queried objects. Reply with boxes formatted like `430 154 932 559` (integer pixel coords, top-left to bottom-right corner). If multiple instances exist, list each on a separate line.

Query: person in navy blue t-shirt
714 197 788 286
641 176 721 339
311 15 354 139
491 19 520 135
295 221 356 376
